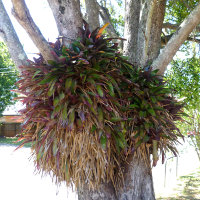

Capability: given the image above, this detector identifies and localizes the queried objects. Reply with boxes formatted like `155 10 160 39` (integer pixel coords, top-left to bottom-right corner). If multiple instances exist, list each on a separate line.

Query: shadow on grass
157 169 200 200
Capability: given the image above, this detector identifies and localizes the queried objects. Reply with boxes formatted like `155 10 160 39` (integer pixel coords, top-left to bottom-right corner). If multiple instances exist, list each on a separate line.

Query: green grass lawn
157 169 200 200
0 136 31 148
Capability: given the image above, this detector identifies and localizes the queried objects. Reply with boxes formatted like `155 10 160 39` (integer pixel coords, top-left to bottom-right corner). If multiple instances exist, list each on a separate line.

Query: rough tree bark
0 0 27 69
85 0 100 31
124 0 166 66
136 0 165 67
47 0 82 46
123 0 141 64
78 182 117 200
118 156 155 200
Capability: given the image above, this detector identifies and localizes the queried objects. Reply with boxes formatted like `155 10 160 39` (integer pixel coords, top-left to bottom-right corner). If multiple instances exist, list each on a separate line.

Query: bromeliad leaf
65 78 72 90
100 134 107 150
96 85 104 97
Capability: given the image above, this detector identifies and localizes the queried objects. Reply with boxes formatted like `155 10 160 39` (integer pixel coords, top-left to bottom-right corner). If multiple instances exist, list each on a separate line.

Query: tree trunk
47 0 83 46
118 156 155 200
78 182 117 200
123 0 141 64
77 155 155 200
85 0 100 31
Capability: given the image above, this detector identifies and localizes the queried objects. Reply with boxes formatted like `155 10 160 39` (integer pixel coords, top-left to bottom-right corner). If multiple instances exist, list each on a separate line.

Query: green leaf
48 78 57 97
53 97 60 107
129 104 139 108
147 108 156 116
139 111 146 118
105 74 121 97
59 92 65 100
107 82 115 97
135 139 142 148
150 96 157 104
32 70 41 79
96 85 104 97
65 78 72 90
71 80 77 93
98 107 104 122
39 75 56 85
71 43 80 53
110 117 123 122
100 135 107 150
62 102 68 120
55 105 61 113
143 135 150 142
48 87 55 97
69 109 75 124
91 125 97 132
47 60 58 66
117 131 127 148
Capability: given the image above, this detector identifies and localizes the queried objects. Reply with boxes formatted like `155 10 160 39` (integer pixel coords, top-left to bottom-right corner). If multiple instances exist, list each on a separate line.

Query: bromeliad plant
16 22 184 190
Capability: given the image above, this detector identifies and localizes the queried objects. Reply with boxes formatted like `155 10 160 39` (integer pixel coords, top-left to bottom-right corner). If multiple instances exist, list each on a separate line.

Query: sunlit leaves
0 42 19 115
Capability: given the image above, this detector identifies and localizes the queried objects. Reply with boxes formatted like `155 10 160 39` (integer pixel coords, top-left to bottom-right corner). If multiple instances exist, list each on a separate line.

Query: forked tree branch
0 0 28 70
152 2 200 75
11 0 56 62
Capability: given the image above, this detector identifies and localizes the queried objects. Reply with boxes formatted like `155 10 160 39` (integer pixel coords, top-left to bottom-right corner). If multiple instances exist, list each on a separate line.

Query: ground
0 140 77 200
0 137 199 200
157 169 200 200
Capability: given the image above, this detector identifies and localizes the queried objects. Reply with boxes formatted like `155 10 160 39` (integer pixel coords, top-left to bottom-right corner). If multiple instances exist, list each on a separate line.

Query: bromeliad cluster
16 23 183 189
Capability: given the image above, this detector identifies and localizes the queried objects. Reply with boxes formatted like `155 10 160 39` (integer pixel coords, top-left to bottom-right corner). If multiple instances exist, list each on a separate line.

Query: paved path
0 145 77 200
0 138 199 200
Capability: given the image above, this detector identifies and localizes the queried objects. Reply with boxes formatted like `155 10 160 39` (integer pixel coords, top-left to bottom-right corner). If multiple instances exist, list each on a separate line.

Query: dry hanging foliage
16 22 184 190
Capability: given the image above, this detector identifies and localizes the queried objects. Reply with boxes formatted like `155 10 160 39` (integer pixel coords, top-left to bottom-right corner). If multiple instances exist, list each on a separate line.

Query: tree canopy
0 41 18 115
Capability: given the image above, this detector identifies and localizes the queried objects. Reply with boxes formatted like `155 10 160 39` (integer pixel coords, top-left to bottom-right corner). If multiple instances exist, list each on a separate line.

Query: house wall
0 123 21 137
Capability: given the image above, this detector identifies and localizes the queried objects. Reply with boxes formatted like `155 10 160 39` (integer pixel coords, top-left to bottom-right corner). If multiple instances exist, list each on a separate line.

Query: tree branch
163 22 200 32
85 0 100 31
0 0 28 70
136 0 157 66
147 0 166 64
152 2 200 75
47 0 82 46
123 0 141 64
161 34 200 46
96 3 118 38
11 0 55 62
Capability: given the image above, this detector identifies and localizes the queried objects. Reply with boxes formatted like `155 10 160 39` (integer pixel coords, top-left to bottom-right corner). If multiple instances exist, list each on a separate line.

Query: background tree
0 41 18 116
1 0 200 200
166 56 200 161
